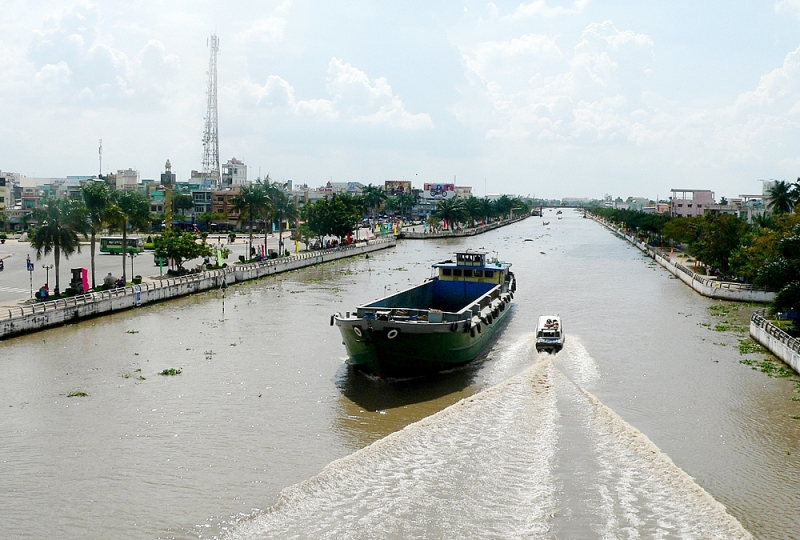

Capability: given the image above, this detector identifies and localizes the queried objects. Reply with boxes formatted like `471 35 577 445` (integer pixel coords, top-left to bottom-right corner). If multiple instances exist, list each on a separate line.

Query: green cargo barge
332 251 515 378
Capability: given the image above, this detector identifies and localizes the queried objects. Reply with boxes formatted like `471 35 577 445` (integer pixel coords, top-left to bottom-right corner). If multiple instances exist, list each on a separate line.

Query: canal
0 211 798 539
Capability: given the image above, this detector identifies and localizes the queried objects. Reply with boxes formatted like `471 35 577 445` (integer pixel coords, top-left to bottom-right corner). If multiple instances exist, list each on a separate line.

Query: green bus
99 236 145 254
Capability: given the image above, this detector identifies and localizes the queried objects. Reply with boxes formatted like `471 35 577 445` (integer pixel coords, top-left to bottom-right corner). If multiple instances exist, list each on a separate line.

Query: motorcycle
0 259 4 271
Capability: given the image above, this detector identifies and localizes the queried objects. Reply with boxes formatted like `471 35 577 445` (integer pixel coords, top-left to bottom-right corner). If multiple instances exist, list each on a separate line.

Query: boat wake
221 339 751 540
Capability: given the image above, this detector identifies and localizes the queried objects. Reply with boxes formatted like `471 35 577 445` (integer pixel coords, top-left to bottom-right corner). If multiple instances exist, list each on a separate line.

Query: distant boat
332 251 516 378
556 210 562 215
543 221 550 226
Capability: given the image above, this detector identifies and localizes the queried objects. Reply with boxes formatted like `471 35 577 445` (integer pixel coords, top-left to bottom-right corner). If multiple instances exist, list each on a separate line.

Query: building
212 186 242 228
454 186 473 199
115 168 140 191
669 189 715 217
0 171 21 210
220 158 248 188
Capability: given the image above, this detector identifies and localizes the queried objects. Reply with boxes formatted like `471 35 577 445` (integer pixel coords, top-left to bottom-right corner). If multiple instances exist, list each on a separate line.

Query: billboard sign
421 183 455 200
384 181 411 195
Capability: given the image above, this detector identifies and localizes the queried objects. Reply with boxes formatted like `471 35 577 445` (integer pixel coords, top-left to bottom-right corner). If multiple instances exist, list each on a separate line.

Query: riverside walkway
0 237 396 340
589 213 774 303
397 214 529 239
589 213 800 375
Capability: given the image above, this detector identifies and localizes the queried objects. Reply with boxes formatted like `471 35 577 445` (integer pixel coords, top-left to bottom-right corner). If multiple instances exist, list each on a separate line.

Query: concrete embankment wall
750 312 800 374
0 238 395 340
590 214 774 303
398 215 529 239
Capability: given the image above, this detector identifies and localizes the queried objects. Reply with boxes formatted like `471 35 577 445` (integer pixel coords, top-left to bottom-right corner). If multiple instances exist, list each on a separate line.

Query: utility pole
98 139 102 177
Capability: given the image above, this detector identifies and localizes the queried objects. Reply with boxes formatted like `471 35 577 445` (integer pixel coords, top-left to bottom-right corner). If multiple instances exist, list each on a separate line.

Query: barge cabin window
457 252 486 266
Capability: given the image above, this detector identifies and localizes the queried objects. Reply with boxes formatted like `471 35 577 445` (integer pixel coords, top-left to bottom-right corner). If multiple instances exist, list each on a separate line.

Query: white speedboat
536 315 564 353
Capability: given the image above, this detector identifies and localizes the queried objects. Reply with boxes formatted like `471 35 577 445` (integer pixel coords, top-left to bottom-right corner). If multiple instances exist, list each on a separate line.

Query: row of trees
26 178 532 296
30 183 151 295
592 178 800 316
295 191 532 246
228 177 299 259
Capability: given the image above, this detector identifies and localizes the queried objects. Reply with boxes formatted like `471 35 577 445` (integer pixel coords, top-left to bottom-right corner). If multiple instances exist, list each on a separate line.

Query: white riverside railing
2 237 396 323
589 214 773 297
751 310 800 356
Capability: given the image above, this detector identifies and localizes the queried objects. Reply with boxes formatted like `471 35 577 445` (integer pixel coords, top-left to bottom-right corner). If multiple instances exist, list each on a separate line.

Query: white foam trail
222 341 751 540
224 360 559 539
584 385 750 539
482 332 539 386
555 336 600 389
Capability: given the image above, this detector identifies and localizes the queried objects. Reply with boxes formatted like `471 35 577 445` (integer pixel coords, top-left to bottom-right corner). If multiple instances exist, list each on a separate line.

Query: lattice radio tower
202 34 220 185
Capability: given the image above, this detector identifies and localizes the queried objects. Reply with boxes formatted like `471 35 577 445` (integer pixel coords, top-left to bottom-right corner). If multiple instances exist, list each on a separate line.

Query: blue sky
2 0 800 199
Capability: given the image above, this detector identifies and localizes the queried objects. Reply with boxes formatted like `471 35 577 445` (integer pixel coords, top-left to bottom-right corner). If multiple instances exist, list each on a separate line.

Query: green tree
463 196 483 227
493 195 515 219
265 181 298 256
766 180 798 215
662 216 695 245
686 214 749 274
171 193 195 216
231 184 266 259
153 231 212 271
396 192 416 219
360 184 387 218
108 190 151 284
434 198 467 229
479 198 495 222
197 211 228 230
304 193 362 242
29 197 89 296
384 196 400 216
81 181 111 289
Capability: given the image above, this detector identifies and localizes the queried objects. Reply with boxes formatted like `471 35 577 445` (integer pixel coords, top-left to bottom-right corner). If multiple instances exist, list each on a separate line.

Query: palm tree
434 198 467 230
253 179 273 254
231 184 265 259
109 190 151 283
752 213 775 230
266 182 298 255
81 181 111 289
396 192 416 220
493 195 515 219
766 180 798 214
463 196 483 227
360 184 387 219
30 197 89 296
479 198 495 222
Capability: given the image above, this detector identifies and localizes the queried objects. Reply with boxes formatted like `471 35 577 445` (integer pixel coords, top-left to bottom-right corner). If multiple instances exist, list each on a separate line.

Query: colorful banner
385 181 411 195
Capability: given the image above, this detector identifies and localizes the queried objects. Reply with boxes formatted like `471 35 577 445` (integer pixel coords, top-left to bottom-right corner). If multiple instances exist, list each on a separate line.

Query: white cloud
234 17 287 44
510 0 591 19
775 0 800 18
228 58 433 130
456 20 654 141
34 61 71 86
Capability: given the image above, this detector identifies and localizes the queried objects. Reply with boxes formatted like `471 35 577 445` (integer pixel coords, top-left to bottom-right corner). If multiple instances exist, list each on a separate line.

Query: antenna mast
202 34 220 187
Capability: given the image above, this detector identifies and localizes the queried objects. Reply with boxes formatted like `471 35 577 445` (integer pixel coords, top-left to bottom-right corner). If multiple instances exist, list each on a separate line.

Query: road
0 233 282 306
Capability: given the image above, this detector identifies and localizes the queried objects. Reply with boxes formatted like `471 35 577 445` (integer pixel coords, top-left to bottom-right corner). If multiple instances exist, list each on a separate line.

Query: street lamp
130 251 136 280
42 264 53 295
